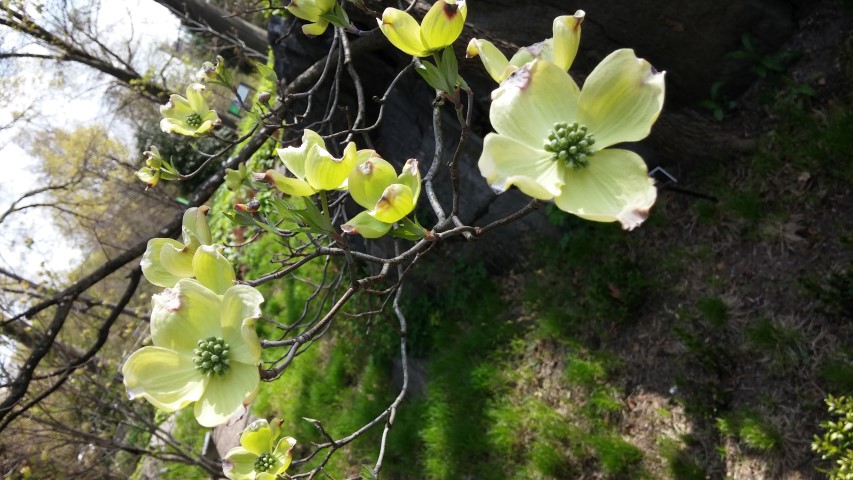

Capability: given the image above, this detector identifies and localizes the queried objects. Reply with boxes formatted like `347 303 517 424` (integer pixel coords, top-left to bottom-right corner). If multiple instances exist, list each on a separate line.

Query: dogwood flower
141 207 236 294
160 84 220 137
286 0 336 36
136 146 179 190
467 11 585 84
260 129 368 196
378 0 467 57
223 419 296 480
478 50 665 229
122 279 264 428
342 156 421 238
197 55 225 82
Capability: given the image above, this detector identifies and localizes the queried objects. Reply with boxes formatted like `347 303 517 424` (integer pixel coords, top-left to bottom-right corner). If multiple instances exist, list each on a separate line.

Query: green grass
697 296 729 329
589 434 645 476
658 437 708 480
716 410 782 452
819 353 853 393
744 317 805 371
528 215 653 341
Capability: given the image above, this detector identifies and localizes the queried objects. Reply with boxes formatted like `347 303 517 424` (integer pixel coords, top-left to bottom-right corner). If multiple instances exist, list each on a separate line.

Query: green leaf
741 33 755 53
360 465 377 480
224 209 257 226
320 2 351 29
724 50 754 61
390 216 427 241
301 196 333 233
439 47 458 89
256 63 278 83
416 60 450 93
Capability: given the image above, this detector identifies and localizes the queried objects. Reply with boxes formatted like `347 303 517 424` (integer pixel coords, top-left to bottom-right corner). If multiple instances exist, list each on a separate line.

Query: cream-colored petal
477 133 563 199
552 11 584 71
192 245 236 295
577 49 666 149
222 447 257 480
141 238 186 288
272 436 297 473
508 38 554 69
136 167 158 187
553 148 656 230
201 109 220 124
286 0 322 22
348 156 398 210
193 361 259 428
160 94 193 118
378 8 429 57
186 84 208 113
490 60 580 149
151 279 222 354
240 419 274 457
158 242 195 281
341 211 392 239
420 0 467 51
302 19 330 36
370 184 415 224
276 129 324 180
122 346 207 411
263 169 318 197
305 142 357 191
398 159 421 203
220 285 264 365
467 38 511 84
182 207 212 246
160 118 194 136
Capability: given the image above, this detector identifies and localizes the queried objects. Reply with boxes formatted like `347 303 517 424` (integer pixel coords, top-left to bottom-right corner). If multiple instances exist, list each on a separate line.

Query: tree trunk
154 0 269 56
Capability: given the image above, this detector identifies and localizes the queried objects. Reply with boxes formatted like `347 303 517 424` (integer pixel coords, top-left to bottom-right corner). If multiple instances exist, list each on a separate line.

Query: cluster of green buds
223 418 297 480
544 121 596 170
193 336 231 376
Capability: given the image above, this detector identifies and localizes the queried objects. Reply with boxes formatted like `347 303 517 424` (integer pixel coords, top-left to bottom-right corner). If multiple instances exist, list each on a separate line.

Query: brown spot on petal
524 41 547 58
504 63 533 91
402 158 419 174
341 224 357 234
618 207 650 231
443 1 459 18
358 160 375 175
573 11 585 29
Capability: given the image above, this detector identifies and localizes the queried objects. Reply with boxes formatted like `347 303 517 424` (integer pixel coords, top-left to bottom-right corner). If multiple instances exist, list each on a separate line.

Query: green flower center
254 453 276 472
186 113 203 128
544 121 596 170
193 336 231 376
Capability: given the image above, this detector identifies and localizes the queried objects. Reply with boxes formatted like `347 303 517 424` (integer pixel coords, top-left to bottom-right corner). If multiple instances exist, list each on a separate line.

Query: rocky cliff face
266 0 834 265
